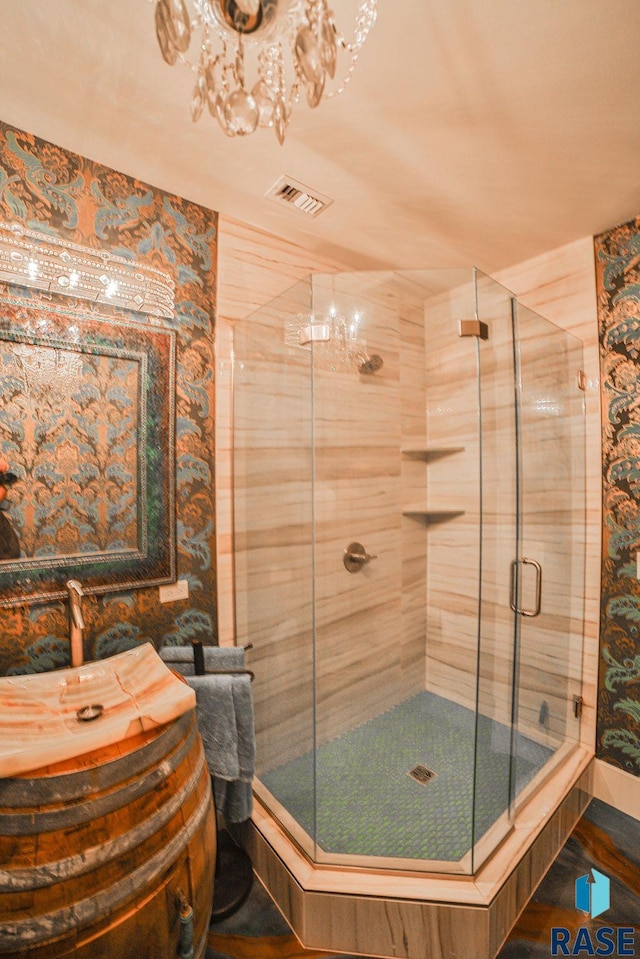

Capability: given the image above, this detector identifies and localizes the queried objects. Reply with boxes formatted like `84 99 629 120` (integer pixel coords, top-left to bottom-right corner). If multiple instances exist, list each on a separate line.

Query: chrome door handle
343 542 378 573
510 558 542 617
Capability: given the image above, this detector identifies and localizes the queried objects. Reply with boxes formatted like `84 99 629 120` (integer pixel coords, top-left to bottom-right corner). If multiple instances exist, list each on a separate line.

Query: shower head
358 354 384 375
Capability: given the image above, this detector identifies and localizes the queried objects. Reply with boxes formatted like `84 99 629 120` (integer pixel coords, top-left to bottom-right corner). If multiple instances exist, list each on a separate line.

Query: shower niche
232 269 590 959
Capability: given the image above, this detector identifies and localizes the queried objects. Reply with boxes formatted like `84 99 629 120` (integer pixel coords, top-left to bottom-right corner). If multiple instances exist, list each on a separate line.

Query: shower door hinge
458 319 489 340
573 695 584 719
577 370 586 391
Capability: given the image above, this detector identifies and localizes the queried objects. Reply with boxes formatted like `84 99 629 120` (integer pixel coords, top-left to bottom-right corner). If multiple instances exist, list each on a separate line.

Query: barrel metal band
0 746 207 891
0 768 213 948
0 710 194 807
0 713 197 835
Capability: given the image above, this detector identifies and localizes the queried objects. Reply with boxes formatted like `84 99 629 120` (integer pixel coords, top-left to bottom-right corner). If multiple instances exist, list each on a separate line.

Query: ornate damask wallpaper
7 340 140 557
0 299 177 605
0 120 217 674
596 214 640 776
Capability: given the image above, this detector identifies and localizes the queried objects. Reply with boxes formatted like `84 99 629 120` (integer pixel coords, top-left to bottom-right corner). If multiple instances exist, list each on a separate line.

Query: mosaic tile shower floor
205 799 640 959
261 691 551 861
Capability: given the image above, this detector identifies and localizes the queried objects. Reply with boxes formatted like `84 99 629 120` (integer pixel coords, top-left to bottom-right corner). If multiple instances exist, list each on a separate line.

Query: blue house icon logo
575 869 610 920
551 870 634 955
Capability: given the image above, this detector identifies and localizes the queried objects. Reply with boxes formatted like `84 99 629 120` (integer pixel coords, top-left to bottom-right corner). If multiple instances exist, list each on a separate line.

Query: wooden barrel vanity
0 645 216 959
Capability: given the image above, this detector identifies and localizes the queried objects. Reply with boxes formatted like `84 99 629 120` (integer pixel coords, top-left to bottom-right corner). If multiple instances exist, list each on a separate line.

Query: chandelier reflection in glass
285 306 377 373
152 0 377 143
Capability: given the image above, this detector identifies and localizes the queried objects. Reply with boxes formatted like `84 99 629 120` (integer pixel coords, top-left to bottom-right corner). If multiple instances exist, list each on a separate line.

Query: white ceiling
1 0 639 272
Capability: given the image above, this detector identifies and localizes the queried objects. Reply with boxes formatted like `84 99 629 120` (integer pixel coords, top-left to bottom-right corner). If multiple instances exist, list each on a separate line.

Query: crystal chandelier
152 0 377 142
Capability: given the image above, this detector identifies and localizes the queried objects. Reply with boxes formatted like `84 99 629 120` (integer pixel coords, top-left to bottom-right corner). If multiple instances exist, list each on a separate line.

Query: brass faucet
66 579 85 667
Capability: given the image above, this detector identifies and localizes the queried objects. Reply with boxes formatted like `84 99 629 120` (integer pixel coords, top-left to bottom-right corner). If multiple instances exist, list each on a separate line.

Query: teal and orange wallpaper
0 299 177 605
0 120 218 674
596 213 640 776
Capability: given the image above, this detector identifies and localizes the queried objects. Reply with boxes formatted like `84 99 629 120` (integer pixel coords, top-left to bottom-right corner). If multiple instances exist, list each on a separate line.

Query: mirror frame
0 295 176 606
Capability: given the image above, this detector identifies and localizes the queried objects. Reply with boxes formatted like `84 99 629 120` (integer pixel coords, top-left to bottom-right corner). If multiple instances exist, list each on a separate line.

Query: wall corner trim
593 758 640 822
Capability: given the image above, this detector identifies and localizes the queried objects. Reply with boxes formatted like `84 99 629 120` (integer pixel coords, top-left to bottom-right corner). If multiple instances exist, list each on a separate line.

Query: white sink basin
0 643 196 777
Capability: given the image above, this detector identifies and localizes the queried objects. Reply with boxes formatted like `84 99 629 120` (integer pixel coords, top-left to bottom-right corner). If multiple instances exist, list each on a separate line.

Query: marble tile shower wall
312 295 405 743
514 309 586 744
233 285 316 770
220 227 602 781
232 274 429 767
424 276 585 749
423 280 485 717
229 256 597 775
495 239 600 760
0 121 217 674
399 293 429 693
312 275 427 744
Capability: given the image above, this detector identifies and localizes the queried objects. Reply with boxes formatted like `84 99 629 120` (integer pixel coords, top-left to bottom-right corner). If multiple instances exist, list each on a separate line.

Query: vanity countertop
0 643 196 778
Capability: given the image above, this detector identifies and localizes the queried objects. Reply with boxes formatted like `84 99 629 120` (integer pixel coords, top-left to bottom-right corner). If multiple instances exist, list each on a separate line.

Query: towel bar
165 658 255 682
204 667 255 682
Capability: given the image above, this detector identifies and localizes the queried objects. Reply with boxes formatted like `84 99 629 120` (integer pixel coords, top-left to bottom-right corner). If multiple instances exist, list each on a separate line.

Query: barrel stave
0 711 215 959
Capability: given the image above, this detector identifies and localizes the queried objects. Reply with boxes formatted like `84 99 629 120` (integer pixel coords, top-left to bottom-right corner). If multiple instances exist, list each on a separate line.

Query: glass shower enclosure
232 268 585 875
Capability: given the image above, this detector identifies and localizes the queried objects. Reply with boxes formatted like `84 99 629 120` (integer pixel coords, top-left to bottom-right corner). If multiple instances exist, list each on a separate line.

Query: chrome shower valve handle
343 542 378 573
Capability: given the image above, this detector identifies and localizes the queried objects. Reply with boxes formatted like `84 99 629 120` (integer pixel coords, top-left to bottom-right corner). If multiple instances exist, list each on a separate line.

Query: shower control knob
343 542 378 573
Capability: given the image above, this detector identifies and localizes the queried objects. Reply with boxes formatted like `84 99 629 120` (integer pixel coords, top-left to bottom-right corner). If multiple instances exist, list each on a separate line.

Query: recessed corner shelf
402 508 466 522
400 445 465 459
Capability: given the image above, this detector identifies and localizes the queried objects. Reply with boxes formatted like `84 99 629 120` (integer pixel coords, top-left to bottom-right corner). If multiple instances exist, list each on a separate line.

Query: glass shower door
472 281 586 870
233 278 318 859
309 268 486 871
234 268 586 879
308 271 406 864
472 272 520 872
510 303 586 803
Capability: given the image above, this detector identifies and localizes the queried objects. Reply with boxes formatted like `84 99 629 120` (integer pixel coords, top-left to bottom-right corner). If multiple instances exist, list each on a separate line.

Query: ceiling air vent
265 175 333 218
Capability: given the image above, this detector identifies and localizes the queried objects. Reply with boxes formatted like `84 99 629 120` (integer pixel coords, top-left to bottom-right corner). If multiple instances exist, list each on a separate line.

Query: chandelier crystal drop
151 0 377 143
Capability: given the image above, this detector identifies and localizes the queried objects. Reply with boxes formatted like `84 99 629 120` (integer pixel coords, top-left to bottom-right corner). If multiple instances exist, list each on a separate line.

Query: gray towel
160 645 255 823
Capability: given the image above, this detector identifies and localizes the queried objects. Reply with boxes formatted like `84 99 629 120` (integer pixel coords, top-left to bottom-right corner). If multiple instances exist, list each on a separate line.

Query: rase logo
550 870 636 956
575 869 610 920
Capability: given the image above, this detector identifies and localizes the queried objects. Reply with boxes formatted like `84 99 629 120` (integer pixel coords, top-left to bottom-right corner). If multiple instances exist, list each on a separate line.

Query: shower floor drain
407 763 437 785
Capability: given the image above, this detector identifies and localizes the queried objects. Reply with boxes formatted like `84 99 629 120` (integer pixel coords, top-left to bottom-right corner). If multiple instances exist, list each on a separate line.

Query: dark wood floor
206 798 640 959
